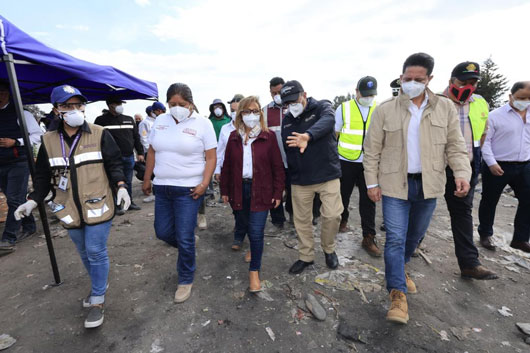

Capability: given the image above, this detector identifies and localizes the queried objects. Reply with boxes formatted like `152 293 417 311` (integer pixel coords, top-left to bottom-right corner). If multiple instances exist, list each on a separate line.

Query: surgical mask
214 107 223 117
242 113 260 128
401 81 426 99
170 106 191 122
512 99 530 112
288 102 304 118
115 105 124 114
449 83 476 103
358 96 375 107
61 110 85 127
150 112 157 118
273 94 282 105
230 111 237 121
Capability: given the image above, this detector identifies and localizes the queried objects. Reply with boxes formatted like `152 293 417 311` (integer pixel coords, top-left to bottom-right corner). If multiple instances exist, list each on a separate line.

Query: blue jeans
0 161 36 242
383 177 437 293
68 220 113 305
121 155 135 200
154 185 203 284
233 182 269 271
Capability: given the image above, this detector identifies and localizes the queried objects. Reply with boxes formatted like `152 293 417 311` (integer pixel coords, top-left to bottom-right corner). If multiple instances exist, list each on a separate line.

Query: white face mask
170 106 192 122
273 94 282 105
115 105 124 114
288 102 304 118
401 81 426 99
230 111 237 121
242 113 260 129
512 99 530 112
150 112 157 118
214 107 223 117
61 110 85 127
358 96 375 107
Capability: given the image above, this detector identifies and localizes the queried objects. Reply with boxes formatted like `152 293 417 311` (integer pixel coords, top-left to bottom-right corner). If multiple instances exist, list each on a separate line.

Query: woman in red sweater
220 96 285 292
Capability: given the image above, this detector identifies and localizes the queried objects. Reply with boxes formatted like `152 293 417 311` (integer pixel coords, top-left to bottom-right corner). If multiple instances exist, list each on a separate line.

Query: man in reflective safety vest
442 61 497 279
15 85 130 329
335 76 381 257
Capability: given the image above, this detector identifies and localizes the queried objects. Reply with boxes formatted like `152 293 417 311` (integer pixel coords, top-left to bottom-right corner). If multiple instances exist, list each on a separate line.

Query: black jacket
94 112 144 156
29 122 125 203
281 97 341 185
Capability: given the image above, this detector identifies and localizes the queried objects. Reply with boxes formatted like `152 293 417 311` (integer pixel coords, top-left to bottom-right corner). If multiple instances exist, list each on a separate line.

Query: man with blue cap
14 84 130 329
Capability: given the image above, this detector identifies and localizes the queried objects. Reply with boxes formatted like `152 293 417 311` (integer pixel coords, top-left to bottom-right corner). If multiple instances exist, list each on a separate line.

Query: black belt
243 178 252 183
407 173 422 180
497 160 529 165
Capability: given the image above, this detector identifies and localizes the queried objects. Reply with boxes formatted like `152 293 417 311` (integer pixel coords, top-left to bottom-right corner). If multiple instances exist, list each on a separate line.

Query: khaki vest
42 123 114 229
338 99 376 160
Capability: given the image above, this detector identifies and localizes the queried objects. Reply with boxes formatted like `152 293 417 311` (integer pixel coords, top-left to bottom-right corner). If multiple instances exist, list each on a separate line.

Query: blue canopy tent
0 14 158 284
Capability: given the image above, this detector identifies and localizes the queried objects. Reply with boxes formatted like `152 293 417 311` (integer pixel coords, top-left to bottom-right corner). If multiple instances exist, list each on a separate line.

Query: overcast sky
2 0 529 121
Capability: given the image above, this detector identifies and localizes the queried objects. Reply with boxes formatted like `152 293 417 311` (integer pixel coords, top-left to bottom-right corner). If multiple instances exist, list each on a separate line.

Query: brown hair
234 96 268 132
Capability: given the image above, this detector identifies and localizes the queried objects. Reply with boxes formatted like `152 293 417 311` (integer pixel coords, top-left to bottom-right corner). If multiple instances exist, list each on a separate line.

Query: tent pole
2 53 61 285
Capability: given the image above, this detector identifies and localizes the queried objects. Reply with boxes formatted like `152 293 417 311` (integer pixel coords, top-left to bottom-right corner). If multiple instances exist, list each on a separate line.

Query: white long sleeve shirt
138 116 155 152
216 121 236 174
0 103 43 146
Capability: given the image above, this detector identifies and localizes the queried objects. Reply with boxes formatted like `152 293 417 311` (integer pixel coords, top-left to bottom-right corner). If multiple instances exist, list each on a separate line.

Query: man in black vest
0 82 42 250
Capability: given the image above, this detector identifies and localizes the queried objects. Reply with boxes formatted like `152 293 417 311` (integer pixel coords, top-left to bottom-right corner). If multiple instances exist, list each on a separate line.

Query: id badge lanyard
58 132 81 190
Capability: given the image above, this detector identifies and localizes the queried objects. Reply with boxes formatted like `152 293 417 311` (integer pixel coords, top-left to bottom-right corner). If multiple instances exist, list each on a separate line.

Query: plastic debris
265 327 275 341
498 306 513 317
516 323 530 336
315 266 383 293
450 327 471 341
201 320 211 327
255 291 274 302
0 334 16 350
305 294 326 321
150 338 164 353
472 328 482 333
226 276 232 280
440 330 450 341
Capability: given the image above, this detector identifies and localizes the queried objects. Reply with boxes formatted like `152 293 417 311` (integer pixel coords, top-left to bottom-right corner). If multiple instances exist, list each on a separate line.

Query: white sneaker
197 214 207 230
143 195 156 203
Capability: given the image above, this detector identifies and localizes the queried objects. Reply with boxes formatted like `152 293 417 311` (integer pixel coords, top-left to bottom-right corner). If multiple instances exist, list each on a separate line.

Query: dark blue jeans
0 161 36 242
154 185 203 284
382 177 437 293
233 182 268 271
478 162 530 242
121 155 135 200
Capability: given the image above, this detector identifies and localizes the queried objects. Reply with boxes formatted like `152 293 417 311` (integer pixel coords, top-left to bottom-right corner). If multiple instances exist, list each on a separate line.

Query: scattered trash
336 319 369 344
134 264 144 270
202 275 212 280
0 334 16 350
265 327 275 341
201 320 211 327
314 289 339 318
418 249 432 264
226 276 232 280
283 239 298 250
305 294 326 321
439 330 450 341
295 331 302 336
150 338 164 353
315 266 383 294
261 280 273 289
516 323 530 336
498 306 513 317
505 266 521 273
147 213 154 217
42 285 50 290
450 327 471 341
255 291 274 302
503 255 530 271
202 308 209 312
217 320 223 325
233 291 245 300
501 341 511 347
472 328 482 333
33 241 46 248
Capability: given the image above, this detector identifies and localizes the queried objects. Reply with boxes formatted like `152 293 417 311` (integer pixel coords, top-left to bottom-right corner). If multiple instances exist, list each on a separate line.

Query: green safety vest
338 99 376 161
468 95 489 147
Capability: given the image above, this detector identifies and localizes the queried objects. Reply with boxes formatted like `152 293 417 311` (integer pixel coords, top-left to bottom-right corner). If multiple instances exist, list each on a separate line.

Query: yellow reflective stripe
49 157 67 167
73 151 103 164
338 141 363 150
87 203 110 218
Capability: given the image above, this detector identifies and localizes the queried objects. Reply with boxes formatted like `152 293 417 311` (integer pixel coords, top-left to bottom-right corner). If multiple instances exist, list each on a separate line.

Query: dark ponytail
166 83 199 113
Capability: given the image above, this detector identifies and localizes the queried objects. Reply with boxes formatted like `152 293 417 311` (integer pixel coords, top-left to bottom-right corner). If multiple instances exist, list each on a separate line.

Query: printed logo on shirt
284 123 292 128
142 130 147 136
183 128 197 136
156 124 169 130
304 114 316 123
79 143 98 150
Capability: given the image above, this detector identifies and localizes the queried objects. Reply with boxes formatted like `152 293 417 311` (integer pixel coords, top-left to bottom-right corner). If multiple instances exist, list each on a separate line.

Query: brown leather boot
386 289 409 324
461 265 498 280
405 272 417 294
339 221 350 233
362 234 382 257
249 271 261 292
244 250 251 263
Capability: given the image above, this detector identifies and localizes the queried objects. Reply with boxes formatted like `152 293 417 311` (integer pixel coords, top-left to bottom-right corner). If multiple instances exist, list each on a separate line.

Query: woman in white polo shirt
142 83 217 303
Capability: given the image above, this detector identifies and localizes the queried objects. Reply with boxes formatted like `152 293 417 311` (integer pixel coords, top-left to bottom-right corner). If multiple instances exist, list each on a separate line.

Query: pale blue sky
2 0 528 119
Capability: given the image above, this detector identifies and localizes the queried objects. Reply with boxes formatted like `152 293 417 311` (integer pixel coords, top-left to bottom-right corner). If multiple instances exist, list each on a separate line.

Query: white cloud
55 24 89 31
59 0 529 120
134 0 151 6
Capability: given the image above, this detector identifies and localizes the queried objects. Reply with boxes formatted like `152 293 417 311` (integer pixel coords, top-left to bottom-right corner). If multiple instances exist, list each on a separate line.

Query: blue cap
50 85 87 104
146 106 153 114
151 101 166 112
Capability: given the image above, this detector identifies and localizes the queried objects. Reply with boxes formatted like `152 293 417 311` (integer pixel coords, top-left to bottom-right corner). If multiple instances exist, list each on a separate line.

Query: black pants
271 168 320 224
339 160 375 236
478 161 530 243
444 166 480 270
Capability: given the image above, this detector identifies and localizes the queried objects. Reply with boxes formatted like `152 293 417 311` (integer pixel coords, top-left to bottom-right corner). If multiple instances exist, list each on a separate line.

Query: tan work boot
386 289 409 324
362 234 382 257
339 221 350 233
405 272 417 294
244 250 251 263
249 271 262 292
174 284 193 303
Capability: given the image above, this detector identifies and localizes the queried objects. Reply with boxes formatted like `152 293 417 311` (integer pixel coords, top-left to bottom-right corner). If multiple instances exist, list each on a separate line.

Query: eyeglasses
57 102 86 110
241 109 260 115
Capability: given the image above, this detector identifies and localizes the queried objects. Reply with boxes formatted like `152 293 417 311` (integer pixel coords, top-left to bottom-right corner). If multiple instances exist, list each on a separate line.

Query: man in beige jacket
363 53 471 325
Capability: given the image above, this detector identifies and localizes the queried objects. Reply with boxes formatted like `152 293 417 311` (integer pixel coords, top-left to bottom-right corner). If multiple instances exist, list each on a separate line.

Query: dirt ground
1 179 530 353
